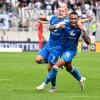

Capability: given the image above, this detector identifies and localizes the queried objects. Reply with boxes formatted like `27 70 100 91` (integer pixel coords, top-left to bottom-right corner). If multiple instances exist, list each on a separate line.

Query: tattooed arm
82 30 91 45
77 23 91 45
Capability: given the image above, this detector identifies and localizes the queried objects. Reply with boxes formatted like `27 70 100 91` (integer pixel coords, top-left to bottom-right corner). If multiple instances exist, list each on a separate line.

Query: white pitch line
0 79 11 81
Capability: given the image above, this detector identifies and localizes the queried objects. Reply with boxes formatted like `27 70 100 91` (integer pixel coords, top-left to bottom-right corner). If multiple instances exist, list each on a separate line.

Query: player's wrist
81 29 87 33
81 29 87 36
55 24 60 28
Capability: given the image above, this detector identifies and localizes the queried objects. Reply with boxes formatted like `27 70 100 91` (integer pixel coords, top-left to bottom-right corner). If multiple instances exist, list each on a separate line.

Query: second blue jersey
48 15 65 47
62 22 82 52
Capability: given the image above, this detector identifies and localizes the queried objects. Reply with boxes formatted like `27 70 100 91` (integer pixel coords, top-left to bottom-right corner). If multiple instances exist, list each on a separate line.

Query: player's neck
71 25 78 28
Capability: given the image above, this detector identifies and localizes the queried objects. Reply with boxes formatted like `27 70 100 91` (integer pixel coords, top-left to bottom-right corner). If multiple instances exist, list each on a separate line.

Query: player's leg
61 50 81 80
45 59 66 84
48 59 66 92
48 59 66 88
36 65 59 90
47 63 57 92
47 63 56 91
65 62 81 81
48 48 62 92
47 63 53 72
35 63 53 91
65 63 86 91
36 59 65 90
36 47 62 91
35 45 48 64
62 50 86 91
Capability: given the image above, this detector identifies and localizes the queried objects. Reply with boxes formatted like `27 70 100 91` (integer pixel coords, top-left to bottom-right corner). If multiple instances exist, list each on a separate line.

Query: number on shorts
64 52 70 58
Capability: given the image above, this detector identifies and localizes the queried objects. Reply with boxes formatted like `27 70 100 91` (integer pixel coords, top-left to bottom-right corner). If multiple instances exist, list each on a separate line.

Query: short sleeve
46 15 53 21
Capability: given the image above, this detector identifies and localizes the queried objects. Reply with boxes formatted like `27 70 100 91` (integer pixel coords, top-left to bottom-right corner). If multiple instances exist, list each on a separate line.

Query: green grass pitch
0 52 100 100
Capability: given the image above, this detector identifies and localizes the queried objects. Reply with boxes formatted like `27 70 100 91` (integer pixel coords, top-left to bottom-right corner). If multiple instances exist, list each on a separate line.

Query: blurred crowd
0 0 100 31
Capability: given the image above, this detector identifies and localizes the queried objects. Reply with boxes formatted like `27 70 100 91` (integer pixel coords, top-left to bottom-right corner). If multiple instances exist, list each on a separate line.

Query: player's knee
64 62 73 72
35 58 41 64
65 62 73 72
35 57 43 64
56 60 65 68
66 67 72 72
65 66 73 72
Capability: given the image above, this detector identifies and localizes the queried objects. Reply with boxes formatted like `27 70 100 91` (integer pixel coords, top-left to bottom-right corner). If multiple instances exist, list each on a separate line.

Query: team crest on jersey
70 30 76 36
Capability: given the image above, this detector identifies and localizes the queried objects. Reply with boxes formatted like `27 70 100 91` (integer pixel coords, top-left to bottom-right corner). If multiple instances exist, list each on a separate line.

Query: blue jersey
39 15 66 64
48 15 65 47
62 22 82 51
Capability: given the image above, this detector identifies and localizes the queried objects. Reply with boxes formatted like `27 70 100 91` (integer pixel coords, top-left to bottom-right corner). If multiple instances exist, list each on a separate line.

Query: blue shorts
61 50 76 63
39 44 62 64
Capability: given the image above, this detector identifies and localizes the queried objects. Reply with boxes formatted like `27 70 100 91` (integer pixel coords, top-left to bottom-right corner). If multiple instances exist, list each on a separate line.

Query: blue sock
70 67 81 81
45 66 58 84
51 77 56 87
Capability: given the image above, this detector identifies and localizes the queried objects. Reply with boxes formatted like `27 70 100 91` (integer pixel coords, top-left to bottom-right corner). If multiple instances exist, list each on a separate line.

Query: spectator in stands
0 0 97 32
75 4 82 18
0 0 6 13
68 0 75 10
43 0 54 15
9 13 18 30
18 0 31 8
96 1 100 20
84 1 90 11
34 0 43 10
6 0 18 15
52 0 59 14
58 0 67 7
90 20 97 36
18 0 31 31
92 0 97 19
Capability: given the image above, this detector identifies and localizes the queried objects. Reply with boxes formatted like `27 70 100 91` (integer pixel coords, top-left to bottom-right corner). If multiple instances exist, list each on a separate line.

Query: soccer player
35 6 67 91
35 6 92 92
36 12 91 92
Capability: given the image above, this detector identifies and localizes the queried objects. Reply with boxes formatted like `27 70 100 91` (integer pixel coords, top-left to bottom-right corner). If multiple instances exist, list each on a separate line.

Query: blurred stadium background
0 0 100 52
0 0 100 100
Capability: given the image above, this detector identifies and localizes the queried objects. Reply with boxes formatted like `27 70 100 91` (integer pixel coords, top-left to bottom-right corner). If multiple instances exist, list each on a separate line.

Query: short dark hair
70 12 78 16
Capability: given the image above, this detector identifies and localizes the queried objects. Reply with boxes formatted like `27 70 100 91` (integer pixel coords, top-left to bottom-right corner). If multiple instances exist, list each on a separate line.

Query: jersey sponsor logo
64 19 69 22
51 31 61 35
70 30 76 36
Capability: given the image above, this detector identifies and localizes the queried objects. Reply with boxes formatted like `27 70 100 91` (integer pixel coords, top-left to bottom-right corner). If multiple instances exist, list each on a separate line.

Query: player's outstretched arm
38 16 48 21
78 17 93 23
77 23 91 45
49 25 57 31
